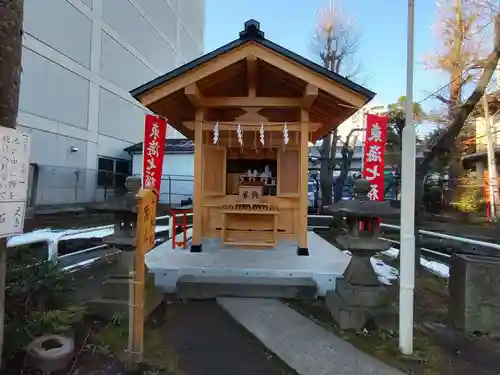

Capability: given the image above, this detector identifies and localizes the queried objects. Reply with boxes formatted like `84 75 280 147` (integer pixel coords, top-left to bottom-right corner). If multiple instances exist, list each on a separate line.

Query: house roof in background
124 138 194 154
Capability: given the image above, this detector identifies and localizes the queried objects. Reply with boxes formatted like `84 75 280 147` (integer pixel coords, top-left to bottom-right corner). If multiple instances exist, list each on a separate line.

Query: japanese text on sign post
130 188 157 363
142 114 167 192
362 114 388 201
137 189 157 254
0 128 30 238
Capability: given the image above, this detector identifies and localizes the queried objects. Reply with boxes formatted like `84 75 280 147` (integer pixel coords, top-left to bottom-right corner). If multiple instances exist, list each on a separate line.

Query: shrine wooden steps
176 275 317 300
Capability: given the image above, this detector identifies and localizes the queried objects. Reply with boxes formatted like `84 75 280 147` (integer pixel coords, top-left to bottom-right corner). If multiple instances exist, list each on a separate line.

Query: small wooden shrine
130 20 374 255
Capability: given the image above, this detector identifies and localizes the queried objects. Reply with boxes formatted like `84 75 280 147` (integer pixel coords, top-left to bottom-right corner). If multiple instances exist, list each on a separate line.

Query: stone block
176 275 317 300
88 273 163 320
335 279 388 307
326 290 367 330
449 254 500 333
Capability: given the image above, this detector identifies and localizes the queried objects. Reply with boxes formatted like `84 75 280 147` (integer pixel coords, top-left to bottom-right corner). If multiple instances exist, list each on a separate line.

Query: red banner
362 114 388 201
143 114 167 192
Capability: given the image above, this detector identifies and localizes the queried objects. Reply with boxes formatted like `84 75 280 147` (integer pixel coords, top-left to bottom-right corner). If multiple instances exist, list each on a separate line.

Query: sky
204 0 445 113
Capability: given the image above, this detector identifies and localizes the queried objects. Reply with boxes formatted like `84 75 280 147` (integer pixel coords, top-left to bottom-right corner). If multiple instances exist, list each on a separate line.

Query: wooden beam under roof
185 83 203 107
246 55 258 97
302 84 318 109
203 96 302 107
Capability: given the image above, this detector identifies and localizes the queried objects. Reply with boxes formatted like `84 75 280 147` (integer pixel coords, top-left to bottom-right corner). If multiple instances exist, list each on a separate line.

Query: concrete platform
145 230 350 296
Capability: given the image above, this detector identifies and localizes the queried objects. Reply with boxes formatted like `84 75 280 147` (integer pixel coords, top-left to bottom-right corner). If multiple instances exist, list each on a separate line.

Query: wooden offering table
221 203 279 248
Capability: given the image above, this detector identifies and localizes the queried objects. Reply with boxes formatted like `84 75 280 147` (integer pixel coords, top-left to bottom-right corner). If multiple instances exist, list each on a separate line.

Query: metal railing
6 213 500 271
6 213 193 264
309 214 500 252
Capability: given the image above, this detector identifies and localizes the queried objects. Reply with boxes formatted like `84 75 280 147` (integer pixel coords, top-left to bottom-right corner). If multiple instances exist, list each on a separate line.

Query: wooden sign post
129 188 157 363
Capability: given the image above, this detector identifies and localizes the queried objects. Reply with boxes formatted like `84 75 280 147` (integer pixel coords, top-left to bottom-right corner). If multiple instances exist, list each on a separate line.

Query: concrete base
177 275 317 300
335 279 388 308
146 230 351 297
326 290 368 330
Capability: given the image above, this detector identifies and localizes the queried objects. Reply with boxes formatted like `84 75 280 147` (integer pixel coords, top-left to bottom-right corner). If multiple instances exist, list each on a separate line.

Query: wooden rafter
203 96 302 107
138 44 367 108
234 107 268 122
247 55 258 97
185 83 203 107
302 84 318 109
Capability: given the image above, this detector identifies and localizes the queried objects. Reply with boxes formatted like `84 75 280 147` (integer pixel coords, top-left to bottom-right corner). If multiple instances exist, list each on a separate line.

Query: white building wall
17 0 204 205
131 153 194 204
475 116 500 152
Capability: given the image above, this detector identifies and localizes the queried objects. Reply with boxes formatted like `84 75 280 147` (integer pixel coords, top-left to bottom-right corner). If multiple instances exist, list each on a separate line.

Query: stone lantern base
86 248 163 320
85 175 164 321
326 278 389 330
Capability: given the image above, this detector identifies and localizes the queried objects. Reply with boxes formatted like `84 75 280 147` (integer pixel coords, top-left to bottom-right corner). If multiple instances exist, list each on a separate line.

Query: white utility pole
399 0 416 355
483 94 498 221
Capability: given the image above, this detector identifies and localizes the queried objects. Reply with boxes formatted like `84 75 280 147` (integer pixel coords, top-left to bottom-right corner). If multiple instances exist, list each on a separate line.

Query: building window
97 157 131 188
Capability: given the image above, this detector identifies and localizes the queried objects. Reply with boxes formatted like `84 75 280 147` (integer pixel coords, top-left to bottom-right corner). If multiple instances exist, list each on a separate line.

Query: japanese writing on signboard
136 189 157 253
0 128 30 238
362 114 388 201
142 114 167 192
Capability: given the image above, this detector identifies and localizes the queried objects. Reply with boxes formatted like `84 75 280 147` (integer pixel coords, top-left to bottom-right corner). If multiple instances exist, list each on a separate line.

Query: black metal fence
159 174 194 206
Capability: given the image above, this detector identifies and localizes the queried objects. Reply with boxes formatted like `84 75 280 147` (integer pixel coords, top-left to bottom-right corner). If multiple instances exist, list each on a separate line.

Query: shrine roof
130 20 374 101
129 19 376 141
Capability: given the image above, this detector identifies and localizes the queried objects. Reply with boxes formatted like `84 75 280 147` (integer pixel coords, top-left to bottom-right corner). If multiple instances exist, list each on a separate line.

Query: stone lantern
87 175 162 319
324 179 400 330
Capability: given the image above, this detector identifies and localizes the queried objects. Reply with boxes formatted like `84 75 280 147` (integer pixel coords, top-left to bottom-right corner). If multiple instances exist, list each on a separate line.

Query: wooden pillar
298 109 309 256
191 109 204 252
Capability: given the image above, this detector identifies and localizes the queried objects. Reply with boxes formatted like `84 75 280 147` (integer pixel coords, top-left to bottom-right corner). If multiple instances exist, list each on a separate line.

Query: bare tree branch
418 12 500 174
311 3 364 80
424 0 494 119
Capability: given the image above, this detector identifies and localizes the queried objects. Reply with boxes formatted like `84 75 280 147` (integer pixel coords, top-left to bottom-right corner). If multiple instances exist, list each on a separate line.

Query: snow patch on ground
343 247 450 285
381 247 450 279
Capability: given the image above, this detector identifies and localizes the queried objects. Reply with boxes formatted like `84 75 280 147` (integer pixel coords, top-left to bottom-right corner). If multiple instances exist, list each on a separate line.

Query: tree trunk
0 0 24 369
319 132 337 207
320 158 334 207
0 0 23 129
334 145 354 203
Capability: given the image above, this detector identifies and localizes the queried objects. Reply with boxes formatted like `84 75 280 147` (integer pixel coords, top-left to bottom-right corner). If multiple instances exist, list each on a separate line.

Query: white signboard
0 127 30 238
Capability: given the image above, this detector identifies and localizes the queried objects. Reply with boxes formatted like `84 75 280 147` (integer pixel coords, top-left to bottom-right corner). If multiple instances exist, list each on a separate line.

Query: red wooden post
169 207 192 249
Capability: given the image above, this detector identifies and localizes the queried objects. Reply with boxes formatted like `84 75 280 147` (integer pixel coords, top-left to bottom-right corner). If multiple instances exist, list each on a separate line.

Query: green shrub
4 246 84 358
450 178 483 213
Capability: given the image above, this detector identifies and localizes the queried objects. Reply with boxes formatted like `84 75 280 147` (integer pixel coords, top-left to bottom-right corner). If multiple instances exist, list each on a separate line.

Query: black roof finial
239 19 264 39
